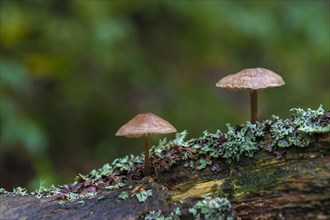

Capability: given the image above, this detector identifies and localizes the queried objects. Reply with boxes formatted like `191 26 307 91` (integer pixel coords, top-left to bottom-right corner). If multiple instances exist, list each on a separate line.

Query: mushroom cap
115 112 177 138
216 67 285 91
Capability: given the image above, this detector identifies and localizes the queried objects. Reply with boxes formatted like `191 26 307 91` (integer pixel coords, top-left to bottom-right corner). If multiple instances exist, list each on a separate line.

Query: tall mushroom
115 113 177 176
216 67 285 123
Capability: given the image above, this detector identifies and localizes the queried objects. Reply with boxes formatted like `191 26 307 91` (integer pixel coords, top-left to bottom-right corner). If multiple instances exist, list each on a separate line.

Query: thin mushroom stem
250 90 258 123
144 134 150 176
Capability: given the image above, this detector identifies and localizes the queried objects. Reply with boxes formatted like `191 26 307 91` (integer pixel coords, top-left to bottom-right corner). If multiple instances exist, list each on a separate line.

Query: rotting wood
1 134 329 219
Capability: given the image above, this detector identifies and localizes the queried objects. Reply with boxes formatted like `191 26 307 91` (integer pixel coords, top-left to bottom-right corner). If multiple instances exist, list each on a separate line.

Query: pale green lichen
170 130 191 147
12 187 28 196
118 191 129 200
30 184 63 199
47 185 62 197
269 114 314 148
88 163 114 181
0 188 7 194
31 180 48 199
269 105 328 148
183 105 328 164
86 154 143 181
77 200 85 206
299 124 330 133
112 154 142 172
136 189 153 203
295 106 330 134
197 158 212 170
184 160 195 168
66 192 97 203
144 207 182 220
75 173 88 181
188 196 233 220
105 182 126 190
221 122 262 162
66 192 81 202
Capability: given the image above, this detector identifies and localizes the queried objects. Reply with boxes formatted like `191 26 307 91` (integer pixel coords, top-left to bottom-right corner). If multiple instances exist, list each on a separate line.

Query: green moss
221 180 234 195
235 167 284 194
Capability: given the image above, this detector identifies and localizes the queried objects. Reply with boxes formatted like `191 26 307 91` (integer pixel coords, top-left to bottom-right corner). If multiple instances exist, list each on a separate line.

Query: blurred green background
0 1 329 190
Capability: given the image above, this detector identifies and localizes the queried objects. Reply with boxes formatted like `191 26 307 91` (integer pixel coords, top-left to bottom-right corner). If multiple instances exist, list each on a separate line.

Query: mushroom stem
143 134 150 176
250 90 258 123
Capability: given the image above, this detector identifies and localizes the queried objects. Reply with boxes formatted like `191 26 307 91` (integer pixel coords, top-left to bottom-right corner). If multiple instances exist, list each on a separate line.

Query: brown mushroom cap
216 67 285 91
115 112 177 138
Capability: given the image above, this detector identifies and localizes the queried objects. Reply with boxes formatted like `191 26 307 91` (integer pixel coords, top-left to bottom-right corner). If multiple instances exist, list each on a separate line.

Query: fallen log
1 107 329 220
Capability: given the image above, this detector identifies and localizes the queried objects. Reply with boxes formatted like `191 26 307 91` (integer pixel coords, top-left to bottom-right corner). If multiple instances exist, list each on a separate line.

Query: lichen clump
136 189 153 202
144 207 182 220
188 196 234 220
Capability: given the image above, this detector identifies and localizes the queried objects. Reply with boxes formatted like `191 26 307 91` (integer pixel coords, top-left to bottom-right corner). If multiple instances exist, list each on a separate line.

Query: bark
0 133 329 220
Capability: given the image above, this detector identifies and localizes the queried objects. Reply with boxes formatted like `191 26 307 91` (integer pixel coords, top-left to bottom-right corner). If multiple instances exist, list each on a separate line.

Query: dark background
1 0 329 190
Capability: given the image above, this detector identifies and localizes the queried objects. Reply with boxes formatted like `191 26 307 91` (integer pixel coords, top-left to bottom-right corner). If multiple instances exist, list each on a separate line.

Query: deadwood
1 134 329 219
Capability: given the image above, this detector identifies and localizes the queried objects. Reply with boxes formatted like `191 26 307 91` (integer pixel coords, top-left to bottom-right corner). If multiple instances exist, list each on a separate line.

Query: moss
221 180 234 195
234 167 284 195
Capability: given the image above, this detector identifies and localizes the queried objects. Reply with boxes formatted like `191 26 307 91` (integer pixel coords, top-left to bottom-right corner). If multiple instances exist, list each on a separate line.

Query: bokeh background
1 1 329 191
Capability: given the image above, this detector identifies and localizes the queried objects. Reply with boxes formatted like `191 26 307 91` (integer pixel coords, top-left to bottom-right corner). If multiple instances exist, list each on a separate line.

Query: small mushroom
216 67 285 123
115 112 177 176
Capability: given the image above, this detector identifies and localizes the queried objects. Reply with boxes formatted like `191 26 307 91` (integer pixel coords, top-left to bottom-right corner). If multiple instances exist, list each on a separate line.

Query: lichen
197 158 212 170
188 196 233 220
118 191 129 200
144 207 181 220
136 189 153 203
268 105 328 148
0 188 7 194
66 192 97 203
12 187 28 196
105 182 126 190
86 154 143 181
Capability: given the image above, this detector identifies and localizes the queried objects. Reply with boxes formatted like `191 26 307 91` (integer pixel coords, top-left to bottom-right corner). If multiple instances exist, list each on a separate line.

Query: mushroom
216 67 285 123
115 112 177 176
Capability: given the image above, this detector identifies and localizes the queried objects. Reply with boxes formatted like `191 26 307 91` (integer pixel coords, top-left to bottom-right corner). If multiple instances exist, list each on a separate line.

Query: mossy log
0 132 329 220
1 107 330 219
